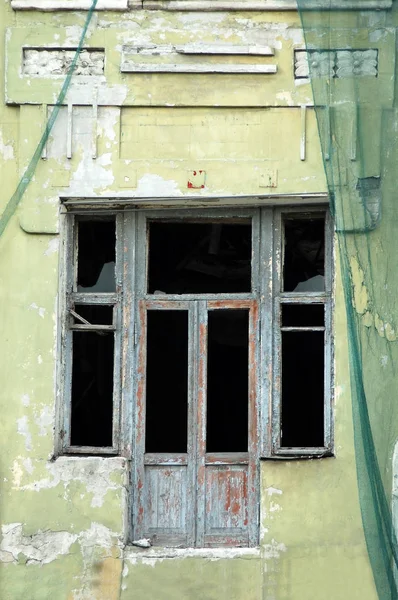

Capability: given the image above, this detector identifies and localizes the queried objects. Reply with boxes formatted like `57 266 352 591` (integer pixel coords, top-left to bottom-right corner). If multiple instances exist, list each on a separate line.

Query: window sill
124 546 261 560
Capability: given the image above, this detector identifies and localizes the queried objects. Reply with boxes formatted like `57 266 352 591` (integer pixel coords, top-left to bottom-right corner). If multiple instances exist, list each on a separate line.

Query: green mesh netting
0 0 98 237
297 1 398 598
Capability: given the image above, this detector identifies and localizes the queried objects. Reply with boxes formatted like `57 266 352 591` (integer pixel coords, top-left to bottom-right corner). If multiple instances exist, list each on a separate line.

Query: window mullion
186 302 198 547
195 300 208 548
259 207 274 458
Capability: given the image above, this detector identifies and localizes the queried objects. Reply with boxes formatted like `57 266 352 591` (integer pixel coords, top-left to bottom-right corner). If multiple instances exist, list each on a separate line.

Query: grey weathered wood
59 203 334 546
259 207 274 458
61 193 329 211
270 207 333 457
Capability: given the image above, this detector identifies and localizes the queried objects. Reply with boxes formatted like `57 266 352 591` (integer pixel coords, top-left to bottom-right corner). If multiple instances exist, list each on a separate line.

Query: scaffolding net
297 1 398 598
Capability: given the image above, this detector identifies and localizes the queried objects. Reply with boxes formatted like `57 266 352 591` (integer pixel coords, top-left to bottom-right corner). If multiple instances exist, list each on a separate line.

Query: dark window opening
206 310 249 452
77 220 116 292
281 331 324 447
148 222 252 294
73 305 113 326
145 310 189 453
71 331 114 447
282 304 324 327
283 217 325 292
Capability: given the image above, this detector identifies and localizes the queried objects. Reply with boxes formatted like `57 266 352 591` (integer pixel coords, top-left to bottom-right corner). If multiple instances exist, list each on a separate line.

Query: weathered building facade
0 0 388 598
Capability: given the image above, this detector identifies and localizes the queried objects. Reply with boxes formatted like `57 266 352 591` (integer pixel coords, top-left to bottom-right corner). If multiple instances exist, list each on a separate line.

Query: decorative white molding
11 0 130 10
121 63 277 74
122 44 277 75
176 44 274 56
142 0 392 10
11 0 392 10
336 50 378 78
23 49 105 77
294 49 378 79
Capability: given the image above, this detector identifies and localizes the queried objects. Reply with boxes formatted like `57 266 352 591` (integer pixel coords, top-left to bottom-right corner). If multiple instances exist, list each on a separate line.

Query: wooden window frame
58 203 333 547
269 207 334 458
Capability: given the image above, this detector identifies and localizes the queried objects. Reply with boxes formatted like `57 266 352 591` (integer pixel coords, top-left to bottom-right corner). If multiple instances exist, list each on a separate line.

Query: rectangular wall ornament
121 45 277 75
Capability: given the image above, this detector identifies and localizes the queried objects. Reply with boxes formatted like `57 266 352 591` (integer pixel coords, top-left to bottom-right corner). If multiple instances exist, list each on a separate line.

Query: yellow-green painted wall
0 2 378 598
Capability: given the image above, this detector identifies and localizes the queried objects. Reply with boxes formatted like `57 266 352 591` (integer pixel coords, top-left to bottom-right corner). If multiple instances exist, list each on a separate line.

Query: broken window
63 216 120 453
61 207 333 545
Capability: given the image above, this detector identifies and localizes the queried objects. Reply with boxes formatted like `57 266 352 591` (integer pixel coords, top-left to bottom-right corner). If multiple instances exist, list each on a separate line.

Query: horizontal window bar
205 452 249 465
144 453 188 465
71 293 118 304
270 446 333 458
203 535 249 548
145 293 256 302
207 300 256 309
280 327 325 332
69 324 116 332
278 294 329 303
63 445 119 455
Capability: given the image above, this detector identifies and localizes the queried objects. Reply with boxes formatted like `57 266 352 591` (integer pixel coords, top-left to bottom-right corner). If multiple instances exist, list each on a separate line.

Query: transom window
60 206 333 547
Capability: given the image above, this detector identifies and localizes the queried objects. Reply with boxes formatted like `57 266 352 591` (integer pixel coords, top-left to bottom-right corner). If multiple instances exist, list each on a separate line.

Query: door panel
145 465 189 545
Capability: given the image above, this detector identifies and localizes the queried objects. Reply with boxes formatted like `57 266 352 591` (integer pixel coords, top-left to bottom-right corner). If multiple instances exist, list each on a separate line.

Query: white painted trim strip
11 0 393 9
300 104 307 162
121 63 277 74
11 0 129 10
67 103 73 160
142 0 392 10
176 44 274 56
92 97 98 160
41 103 48 160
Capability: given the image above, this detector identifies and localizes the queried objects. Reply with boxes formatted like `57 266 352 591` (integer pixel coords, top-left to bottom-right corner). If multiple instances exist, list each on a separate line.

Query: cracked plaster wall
0 2 380 599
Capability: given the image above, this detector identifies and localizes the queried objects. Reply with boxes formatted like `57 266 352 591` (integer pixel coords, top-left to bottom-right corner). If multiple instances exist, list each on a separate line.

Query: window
60 206 333 547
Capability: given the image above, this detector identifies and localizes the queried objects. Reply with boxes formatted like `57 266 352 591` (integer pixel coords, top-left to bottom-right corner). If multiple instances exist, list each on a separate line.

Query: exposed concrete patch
350 256 369 315
266 487 283 497
1 523 77 565
0 129 14 160
44 237 59 256
18 457 127 509
34 405 53 436
29 303 46 318
0 522 121 567
17 415 32 452
135 173 182 197
262 539 287 560
124 546 261 567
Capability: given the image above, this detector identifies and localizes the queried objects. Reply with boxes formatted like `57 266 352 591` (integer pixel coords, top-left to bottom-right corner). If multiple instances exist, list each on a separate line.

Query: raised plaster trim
11 0 392 10
142 0 392 9
11 0 131 10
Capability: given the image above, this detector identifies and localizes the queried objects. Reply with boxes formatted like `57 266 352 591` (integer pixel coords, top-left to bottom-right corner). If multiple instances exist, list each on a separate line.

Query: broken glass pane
77 220 116 293
283 217 325 292
73 305 113 326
